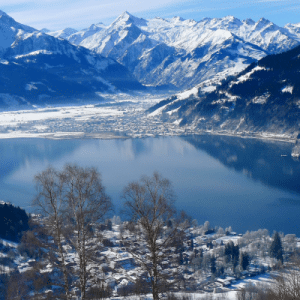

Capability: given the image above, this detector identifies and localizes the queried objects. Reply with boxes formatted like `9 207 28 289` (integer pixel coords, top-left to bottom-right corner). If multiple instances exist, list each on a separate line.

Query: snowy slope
47 27 78 39
134 30 267 88
148 44 300 140
0 10 36 55
67 23 106 45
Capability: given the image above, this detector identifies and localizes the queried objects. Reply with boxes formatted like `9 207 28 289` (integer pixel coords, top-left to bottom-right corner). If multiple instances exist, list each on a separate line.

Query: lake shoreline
0 129 296 146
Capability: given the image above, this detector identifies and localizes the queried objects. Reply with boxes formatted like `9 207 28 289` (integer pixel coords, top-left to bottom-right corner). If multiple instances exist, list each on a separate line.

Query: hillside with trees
0 165 299 299
0 202 29 242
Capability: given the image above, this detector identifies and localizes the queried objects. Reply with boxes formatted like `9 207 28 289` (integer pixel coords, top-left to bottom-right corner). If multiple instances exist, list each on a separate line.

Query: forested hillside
0 202 29 242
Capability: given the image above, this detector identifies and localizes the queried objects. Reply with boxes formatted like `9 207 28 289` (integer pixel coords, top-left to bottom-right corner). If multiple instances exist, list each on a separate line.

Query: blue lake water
1 135 300 235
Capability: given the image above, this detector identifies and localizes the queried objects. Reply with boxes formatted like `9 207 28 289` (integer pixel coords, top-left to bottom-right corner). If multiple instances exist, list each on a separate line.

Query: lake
1 135 300 235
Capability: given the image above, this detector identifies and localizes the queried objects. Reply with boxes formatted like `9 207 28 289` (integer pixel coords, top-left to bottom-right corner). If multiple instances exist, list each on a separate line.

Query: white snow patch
0 105 124 127
231 66 265 87
167 107 180 116
148 104 168 117
173 119 182 125
252 93 270 104
282 86 293 94
15 50 53 59
202 85 217 93
176 86 198 100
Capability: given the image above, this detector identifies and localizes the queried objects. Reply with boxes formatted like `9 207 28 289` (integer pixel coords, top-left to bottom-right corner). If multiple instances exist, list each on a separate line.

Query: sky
1 0 300 31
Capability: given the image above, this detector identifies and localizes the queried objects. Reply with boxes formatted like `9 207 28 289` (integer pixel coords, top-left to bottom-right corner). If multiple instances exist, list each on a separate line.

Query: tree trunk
55 219 71 300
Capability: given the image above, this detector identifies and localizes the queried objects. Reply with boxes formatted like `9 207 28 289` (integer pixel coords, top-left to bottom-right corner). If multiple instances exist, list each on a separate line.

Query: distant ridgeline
0 202 29 242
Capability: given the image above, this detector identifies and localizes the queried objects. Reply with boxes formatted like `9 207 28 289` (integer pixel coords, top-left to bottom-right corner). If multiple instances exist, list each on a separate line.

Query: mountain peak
47 27 78 39
85 23 106 32
172 16 185 22
222 15 243 25
243 18 255 25
120 11 132 19
254 17 272 30
113 11 147 27
63 27 78 34
258 17 271 24
224 15 237 20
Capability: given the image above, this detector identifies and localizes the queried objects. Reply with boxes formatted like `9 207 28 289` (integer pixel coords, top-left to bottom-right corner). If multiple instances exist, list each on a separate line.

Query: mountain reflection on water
0 138 79 180
183 135 300 196
0 135 299 235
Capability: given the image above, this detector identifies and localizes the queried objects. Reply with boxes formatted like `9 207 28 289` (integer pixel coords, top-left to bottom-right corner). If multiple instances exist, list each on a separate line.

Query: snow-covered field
0 92 296 145
0 93 189 139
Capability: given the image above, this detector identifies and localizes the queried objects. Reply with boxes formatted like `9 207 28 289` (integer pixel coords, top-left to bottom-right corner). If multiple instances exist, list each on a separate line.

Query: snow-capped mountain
67 23 106 45
285 23 300 36
2 9 300 108
194 16 299 54
148 44 300 140
59 12 300 90
132 30 267 89
79 12 148 58
0 11 143 108
47 27 78 39
0 10 36 55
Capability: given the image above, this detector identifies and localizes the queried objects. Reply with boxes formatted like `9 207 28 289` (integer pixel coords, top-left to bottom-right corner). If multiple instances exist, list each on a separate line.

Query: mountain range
1 8 300 125
50 12 300 91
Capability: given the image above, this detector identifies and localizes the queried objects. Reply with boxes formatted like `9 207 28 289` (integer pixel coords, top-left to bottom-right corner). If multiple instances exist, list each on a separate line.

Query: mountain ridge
148 43 300 148
0 11 144 108
56 12 300 90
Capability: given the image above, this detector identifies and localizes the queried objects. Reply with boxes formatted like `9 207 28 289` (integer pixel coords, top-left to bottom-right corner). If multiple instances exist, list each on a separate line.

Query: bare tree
122 172 190 300
33 167 71 300
61 164 113 299
236 254 300 300
266 257 300 300
33 164 113 300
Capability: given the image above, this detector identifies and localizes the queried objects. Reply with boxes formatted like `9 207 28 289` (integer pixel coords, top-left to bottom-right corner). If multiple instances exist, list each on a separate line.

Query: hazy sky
1 0 300 31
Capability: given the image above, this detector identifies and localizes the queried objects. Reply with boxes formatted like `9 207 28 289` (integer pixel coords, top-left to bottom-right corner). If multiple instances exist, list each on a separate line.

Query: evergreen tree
179 251 184 265
225 240 239 266
189 237 194 250
240 252 250 270
210 256 217 275
270 231 283 263
0 203 29 242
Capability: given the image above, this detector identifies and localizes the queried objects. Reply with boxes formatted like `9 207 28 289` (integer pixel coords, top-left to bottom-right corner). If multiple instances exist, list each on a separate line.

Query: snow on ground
0 92 192 140
231 272 274 290
0 105 123 126
176 86 199 100
215 235 241 245
231 66 265 86
0 92 296 143
0 238 18 248
282 86 293 94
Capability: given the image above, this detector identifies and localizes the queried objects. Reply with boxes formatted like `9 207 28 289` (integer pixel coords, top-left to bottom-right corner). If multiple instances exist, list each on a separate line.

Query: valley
0 92 296 146
0 5 299 299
